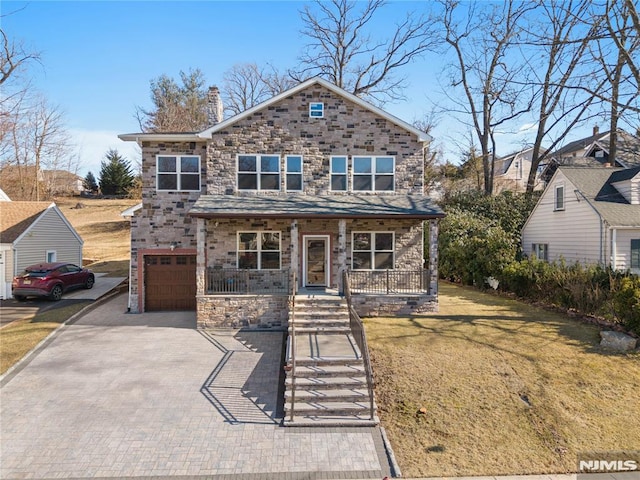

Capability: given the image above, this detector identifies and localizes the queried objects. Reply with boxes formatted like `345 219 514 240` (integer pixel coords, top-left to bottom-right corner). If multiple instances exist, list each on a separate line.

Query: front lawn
367 282 640 478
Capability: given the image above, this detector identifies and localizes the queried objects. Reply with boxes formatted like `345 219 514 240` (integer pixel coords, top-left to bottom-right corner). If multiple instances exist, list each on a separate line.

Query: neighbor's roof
188 194 445 220
0 202 52 243
560 166 640 227
551 130 640 168
120 77 431 144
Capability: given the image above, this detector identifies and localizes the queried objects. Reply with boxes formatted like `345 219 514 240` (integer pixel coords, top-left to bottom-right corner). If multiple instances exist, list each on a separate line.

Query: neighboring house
0 166 84 199
494 146 547 193
522 166 640 274
42 170 85 196
0 201 84 299
119 77 445 326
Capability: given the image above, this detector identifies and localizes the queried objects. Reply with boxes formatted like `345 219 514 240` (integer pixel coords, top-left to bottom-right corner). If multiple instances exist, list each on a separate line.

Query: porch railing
342 270 376 421
348 269 431 295
206 268 289 294
288 270 298 423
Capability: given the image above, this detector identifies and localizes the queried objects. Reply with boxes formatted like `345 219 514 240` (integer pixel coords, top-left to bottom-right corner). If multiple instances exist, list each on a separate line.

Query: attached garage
144 255 196 311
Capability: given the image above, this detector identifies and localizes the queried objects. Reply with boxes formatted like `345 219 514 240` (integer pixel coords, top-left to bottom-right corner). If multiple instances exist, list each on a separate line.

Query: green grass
0 302 91 375
367 282 640 478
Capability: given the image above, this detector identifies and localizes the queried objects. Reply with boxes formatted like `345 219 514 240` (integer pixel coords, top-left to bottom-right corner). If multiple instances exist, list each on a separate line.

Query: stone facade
196 295 288 329
351 294 438 317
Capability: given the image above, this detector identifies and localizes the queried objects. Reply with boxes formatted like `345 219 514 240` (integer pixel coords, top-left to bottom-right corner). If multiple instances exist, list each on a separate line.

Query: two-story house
120 78 444 328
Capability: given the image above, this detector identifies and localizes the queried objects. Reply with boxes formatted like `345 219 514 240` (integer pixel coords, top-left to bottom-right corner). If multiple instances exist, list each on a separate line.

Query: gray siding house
120 77 444 327
0 202 83 299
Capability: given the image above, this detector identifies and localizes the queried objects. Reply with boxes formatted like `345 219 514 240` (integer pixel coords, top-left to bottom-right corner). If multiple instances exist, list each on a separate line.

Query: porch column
428 219 439 297
196 217 207 296
291 219 299 286
338 219 347 290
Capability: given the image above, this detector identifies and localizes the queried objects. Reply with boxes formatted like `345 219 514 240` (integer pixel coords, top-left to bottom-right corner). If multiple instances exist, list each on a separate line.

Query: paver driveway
1 294 391 479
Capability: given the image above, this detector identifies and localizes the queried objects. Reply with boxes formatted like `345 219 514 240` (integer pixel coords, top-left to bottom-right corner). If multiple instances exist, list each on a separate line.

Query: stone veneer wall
351 294 438 317
196 295 288 329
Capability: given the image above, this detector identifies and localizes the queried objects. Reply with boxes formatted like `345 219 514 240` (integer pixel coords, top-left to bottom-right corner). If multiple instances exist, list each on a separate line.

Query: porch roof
188 194 445 220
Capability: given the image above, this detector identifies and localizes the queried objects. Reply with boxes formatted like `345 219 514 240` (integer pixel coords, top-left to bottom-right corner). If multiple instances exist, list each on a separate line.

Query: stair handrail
342 270 375 420
288 269 297 423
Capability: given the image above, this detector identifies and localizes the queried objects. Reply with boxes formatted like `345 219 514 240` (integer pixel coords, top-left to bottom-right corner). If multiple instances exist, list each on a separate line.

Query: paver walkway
0 293 392 479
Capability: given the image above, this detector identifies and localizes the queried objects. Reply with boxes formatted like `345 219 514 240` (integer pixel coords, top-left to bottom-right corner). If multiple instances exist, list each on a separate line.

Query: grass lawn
367 282 640 478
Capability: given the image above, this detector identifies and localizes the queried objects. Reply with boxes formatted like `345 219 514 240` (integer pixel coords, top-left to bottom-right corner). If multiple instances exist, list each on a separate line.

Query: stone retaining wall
351 294 438 317
197 295 289 329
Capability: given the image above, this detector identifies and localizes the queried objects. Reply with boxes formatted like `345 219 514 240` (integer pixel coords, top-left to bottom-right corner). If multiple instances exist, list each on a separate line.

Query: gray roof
560 166 640 227
188 194 445 220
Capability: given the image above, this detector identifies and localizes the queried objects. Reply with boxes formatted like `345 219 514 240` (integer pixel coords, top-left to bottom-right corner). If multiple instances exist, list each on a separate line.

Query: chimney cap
593 125 599 136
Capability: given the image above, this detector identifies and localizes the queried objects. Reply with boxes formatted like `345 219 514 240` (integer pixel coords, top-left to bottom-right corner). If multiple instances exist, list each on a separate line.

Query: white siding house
0 202 83 299
522 166 640 274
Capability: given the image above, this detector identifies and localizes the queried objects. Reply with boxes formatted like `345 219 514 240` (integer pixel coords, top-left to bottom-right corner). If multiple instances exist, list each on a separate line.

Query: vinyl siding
0 246 11 299
522 170 604 265
612 229 640 273
13 207 82 274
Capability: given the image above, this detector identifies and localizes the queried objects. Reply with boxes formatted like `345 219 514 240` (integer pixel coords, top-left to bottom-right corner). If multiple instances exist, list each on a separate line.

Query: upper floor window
286 155 303 192
352 232 394 270
237 154 280 191
309 102 324 118
157 155 201 191
353 156 395 191
237 231 281 270
631 239 640 269
554 185 565 211
330 156 347 191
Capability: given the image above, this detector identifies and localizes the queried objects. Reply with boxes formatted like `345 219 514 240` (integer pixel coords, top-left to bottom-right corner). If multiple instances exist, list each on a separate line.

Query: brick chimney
207 86 224 126
593 125 599 136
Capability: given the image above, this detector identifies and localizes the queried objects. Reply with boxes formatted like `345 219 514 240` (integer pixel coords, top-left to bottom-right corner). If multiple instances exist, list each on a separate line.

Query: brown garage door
145 255 196 311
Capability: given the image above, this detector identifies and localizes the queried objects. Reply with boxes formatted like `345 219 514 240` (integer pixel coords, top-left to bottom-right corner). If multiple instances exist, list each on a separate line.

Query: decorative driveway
0 294 391 479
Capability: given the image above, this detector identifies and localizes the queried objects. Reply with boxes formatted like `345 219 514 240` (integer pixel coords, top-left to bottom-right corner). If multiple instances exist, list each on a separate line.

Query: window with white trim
237 154 280 191
352 232 394 270
531 243 548 261
554 185 565 211
330 156 347 191
238 231 281 270
309 102 324 118
353 156 395 191
631 239 640 269
157 155 201 191
46 250 57 262
285 155 303 191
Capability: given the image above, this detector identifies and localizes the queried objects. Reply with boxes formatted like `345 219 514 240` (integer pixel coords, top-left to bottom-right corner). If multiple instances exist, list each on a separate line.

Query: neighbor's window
286 155 303 192
554 185 565 211
238 231 281 270
353 156 395 191
330 156 347 191
631 239 640 269
532 243 548 261
157 155 201 191
352 232 394 270
46 251 57 262
237 154 280 191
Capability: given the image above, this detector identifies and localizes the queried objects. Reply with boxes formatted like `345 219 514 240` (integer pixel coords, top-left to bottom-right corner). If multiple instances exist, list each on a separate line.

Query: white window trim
237 231 282 270
236 154 282 191
156 155 201 192
352 156 395 192
351 231 395 271
531 243 548 262
631 239 640 270
309 102 324 118
330 155 348 192
554 184 565 211
46 250 57 262
285 155 304 192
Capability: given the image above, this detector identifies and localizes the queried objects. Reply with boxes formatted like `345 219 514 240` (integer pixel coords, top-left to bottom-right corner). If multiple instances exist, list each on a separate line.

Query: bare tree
294 0 439 104
0 26 40 86
440 0 536 195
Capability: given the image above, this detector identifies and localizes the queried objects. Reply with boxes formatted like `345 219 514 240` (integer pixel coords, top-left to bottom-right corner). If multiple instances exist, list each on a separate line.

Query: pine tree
83 171 98 193
98 149 135 196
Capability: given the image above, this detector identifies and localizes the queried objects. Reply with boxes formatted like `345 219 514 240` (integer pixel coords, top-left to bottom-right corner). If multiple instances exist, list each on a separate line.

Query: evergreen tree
98 149 135 196
83 171 98 193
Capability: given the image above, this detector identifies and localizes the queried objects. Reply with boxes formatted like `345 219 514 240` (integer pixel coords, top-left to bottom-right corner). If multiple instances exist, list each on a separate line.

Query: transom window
330 156 347 191
353 156 395 191
238 231 281 270
286 155 303 191
237 154 280 191
352 232 394 270
157 156 201 191
554 185 565 211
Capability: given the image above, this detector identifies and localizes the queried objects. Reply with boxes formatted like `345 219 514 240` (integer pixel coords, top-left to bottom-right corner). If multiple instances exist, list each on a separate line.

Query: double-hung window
352 232 394 270
286 155 303 191
330 156 347 191
238 232 281 270
631 239 640 269
237 154 280 191
532 243 548 261
554 185 565 211
353 156 394 191
157 155 201 191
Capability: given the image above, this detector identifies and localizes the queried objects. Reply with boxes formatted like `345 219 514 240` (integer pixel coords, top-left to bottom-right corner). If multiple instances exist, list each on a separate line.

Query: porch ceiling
188 194 445 220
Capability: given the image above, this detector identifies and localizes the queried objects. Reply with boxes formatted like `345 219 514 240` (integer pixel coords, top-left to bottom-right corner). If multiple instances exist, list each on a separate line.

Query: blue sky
3 0 594 176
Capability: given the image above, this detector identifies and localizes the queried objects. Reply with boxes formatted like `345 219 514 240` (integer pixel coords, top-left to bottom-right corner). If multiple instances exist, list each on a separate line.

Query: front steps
283 292 378 427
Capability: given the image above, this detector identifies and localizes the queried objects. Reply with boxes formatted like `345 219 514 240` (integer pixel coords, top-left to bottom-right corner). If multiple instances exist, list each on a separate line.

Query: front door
304 236 329 287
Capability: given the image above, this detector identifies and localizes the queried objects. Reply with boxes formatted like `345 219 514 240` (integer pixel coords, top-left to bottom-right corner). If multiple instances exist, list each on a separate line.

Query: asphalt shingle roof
188 194 445 220
0 202 51 243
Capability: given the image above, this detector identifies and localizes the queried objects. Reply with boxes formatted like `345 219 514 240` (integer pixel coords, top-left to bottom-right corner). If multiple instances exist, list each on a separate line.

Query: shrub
612 276 640 335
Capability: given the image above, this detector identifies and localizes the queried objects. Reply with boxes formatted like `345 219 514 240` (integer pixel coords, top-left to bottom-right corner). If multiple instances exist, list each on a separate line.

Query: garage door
145 255 196 311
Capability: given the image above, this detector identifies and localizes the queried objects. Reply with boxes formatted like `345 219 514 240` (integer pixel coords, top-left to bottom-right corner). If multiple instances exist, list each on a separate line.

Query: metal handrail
342 270 375 420
288 269 297 422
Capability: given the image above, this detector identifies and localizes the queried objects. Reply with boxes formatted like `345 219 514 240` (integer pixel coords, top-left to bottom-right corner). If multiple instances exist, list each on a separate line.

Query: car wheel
15 295 26 302
49 284 63 301
85 275 95 289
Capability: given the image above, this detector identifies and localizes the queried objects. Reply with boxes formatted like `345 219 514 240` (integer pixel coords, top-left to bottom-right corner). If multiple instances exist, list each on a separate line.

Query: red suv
12 262 95 301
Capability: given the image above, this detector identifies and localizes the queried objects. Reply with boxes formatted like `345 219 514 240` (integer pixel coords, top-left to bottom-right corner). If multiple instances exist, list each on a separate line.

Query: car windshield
23 269 52 278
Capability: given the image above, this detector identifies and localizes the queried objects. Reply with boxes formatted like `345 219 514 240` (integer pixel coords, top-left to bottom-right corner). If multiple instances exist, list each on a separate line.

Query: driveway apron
0 294 390 479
